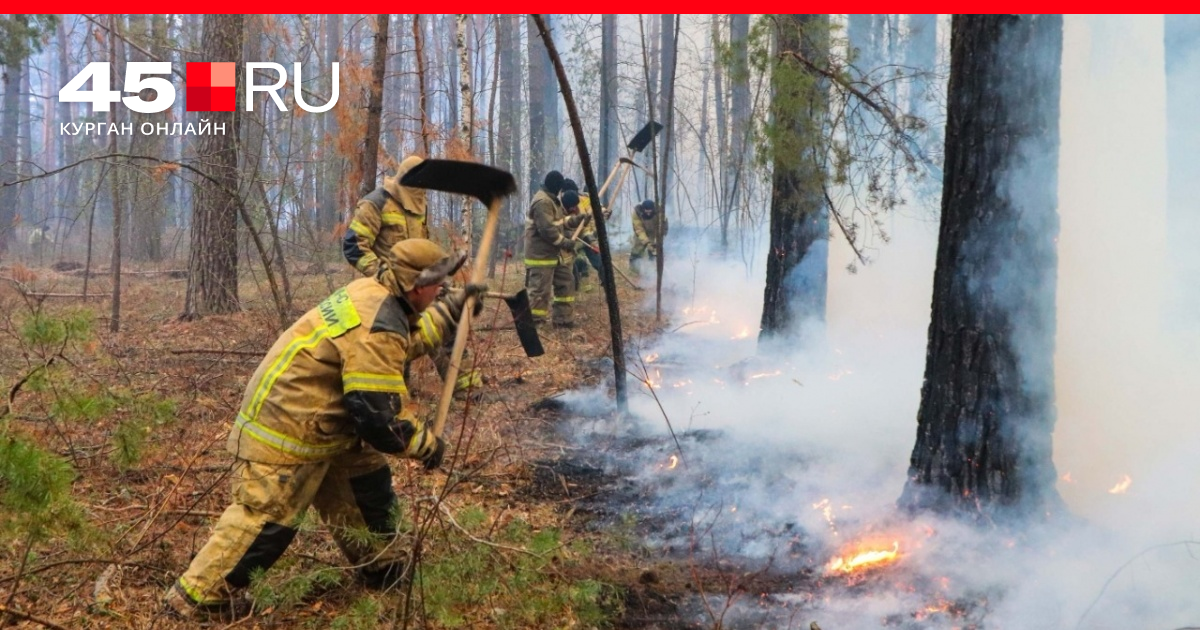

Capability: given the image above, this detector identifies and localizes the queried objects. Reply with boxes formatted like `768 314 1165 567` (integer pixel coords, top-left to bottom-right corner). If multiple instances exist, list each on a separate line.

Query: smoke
557 14 1200 629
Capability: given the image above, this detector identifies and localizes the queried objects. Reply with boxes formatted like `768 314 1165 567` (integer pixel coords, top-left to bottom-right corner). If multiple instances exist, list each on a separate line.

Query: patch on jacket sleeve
318 288 362 337
370 297 411 336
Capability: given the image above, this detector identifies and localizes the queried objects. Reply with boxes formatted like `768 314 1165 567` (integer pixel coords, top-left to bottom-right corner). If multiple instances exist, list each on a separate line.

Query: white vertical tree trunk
456 14 475 250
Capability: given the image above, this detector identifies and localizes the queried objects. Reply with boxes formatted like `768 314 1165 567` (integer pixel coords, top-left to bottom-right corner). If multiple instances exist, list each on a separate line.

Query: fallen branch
436 502 550 559
0 604 70 630
169 348 264 357
2 357 57 418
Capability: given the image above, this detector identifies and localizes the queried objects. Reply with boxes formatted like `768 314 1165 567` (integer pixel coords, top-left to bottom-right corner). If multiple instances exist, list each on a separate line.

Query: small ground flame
667 454 678 469
826 541 900 575
731 326 751 340
1108 474 1132 494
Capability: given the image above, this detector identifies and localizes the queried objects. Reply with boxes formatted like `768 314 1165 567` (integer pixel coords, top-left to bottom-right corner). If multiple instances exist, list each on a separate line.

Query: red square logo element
186 62 236 112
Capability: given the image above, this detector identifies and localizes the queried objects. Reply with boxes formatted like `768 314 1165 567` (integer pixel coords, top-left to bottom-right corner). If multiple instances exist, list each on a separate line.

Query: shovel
596 121 663 205
401 160 517 438
485 290 545 358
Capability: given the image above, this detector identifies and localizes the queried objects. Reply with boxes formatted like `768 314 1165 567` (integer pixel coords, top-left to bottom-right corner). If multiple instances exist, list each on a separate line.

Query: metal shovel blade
503 289 544 357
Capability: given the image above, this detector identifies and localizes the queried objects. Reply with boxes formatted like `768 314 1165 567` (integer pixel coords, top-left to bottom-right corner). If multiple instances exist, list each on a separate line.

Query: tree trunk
899 15 1064 520
495 13 515 266
726 14 750 249
183 14 244 319
905 15 938 120
541 16 559 171
414 15 431 156
56 19 76 222
1165 15 1200 325
18 57 32 223
759 14 829 345
0 56 23 254
712 17 728 251
109 16 123 332
656 15 678 322
129 13 169 261
599 15 619 185
319 14 342 233
361 14 388 197
456 13 474 250
526 15 548 195
530 14 627 412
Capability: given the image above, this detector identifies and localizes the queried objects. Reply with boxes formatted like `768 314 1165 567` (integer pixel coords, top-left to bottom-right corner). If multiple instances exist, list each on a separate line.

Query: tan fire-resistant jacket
227 276 464 465
631 210 668 256
523 188 570 266
343 157 429 276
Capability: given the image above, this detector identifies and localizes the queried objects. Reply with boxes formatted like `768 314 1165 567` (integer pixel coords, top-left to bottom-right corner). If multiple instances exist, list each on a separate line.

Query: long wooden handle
432 198 500 438
597 159 623 197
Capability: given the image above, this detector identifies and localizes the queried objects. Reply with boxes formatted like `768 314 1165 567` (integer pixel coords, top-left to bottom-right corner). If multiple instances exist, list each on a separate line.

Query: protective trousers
525 261 575 325
173 448 405 607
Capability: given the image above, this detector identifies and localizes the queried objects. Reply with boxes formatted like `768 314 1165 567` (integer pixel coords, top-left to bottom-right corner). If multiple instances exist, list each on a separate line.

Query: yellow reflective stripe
247 326 329 420
177 578 211 605
553 296 575 303
380 211 407 226
355 251 378 272
234 412 354 459
531 308 548 316
418 313 441 347
524 258 558 267
349 219 374 238
343 372 408 395
455 370 482 390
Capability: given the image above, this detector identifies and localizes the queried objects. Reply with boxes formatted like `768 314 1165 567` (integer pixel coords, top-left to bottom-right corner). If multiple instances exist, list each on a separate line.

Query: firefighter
630 199 667 272
561 179 606 290
165 239 487 621
524 171 585 327
342 155 482 398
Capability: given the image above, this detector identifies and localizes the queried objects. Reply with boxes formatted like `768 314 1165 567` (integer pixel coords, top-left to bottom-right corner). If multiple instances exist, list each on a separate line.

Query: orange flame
827 541 900 574
667 455 679 469
731 326 751 340
1108 474 1132 494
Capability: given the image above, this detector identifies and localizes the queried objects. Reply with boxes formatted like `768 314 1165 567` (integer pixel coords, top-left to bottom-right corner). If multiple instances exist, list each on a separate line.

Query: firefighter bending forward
165 239 487 621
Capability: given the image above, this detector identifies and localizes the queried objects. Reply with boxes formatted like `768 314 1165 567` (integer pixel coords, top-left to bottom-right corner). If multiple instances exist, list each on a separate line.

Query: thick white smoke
565 14 1200 629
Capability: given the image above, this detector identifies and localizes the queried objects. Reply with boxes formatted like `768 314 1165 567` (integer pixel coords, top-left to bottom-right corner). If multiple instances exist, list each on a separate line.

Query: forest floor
0 255 783 630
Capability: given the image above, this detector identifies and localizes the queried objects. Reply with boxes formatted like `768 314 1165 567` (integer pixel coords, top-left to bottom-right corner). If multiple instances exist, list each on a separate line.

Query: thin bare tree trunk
656 15 679 322
109 15 123 332
456 13 475 250
414 15 431 156
361 14 388 197
531 14 627 412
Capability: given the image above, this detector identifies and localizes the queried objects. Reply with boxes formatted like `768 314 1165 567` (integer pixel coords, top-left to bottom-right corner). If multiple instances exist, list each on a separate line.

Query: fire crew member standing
341 154 482 396
523 171 584 327
166 239 487 621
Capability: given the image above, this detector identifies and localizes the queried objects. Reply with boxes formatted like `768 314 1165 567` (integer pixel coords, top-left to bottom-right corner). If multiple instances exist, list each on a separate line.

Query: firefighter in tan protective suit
165 239 487 621
523 171 586 327
342 155 482 396
630 199 667 273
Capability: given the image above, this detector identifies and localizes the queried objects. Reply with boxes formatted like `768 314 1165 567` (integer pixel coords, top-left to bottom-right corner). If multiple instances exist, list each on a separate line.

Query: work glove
445 283 488 319
407 426 446 470
558 238 578 252
564 213 588 231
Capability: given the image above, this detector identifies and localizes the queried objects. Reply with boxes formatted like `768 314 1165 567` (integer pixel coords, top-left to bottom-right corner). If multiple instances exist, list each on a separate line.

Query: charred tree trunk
183 14 243 319
361 14 388 197
599 15 619 186
899 15 1064 520
759 14 829 346
1165 15 1200 325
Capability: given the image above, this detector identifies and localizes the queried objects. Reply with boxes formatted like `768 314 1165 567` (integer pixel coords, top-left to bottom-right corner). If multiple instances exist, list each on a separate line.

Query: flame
812 498 839 535
644 353 660 363
731 326 751 340
1061 471 1074 483
1108 474 1132 494
748 370 782 380
667 455 678 469
827 541 900 575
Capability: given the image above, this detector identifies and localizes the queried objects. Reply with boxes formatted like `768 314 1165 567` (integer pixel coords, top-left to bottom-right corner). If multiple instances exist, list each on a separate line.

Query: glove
558 238 577 252
564 213 588 231
408 427 446 470
421 436 446 471
464 282 487 317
